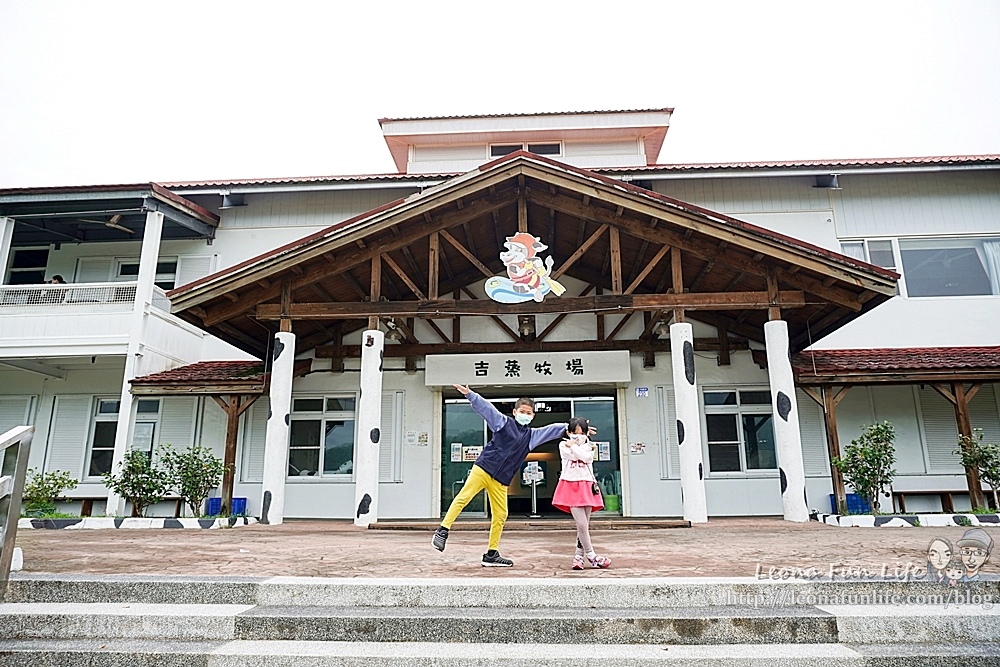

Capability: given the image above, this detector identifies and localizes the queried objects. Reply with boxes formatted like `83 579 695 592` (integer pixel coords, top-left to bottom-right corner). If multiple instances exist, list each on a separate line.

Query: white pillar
261 331 296 525
354 329 384 527
765 319 809 522
670 322 708 523
0 217 14 283
106 211 163 516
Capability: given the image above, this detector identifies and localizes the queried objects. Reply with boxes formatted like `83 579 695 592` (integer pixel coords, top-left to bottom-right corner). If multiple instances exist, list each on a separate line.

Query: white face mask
514 413 533 426
569 433 587 444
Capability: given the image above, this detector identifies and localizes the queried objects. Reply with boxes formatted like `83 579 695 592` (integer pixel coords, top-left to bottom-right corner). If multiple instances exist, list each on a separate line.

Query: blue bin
829 493 870 514
205 497 247 516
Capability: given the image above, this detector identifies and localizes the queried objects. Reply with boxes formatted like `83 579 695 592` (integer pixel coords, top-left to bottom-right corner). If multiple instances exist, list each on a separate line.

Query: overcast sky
1 1 998 188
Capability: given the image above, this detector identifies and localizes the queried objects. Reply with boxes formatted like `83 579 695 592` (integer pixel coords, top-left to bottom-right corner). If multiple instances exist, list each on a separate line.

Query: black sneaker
482 550 513 567
431 526 449 552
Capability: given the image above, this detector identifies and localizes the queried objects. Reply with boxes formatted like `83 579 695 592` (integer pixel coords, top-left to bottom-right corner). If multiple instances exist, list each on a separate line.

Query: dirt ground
13 518 999 579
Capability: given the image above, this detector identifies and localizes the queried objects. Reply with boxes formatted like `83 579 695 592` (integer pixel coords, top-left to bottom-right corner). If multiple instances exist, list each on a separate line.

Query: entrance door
440 394 621 518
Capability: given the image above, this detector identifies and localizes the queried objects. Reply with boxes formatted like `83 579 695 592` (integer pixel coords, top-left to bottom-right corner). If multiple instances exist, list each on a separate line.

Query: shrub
160 444 229 517
102 449 170 517
954 429 1000 511
832 421 897 514
22 468 78 513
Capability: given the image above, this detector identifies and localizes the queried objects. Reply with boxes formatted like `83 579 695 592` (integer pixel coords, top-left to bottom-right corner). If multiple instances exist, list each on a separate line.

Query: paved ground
13 518 1000 579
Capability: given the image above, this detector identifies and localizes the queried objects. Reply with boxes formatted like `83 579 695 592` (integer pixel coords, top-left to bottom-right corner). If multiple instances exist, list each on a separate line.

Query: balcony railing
0 281 161 309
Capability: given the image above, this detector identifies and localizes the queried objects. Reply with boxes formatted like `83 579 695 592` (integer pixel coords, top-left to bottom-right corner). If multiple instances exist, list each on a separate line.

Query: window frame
84 397 121 480
701 387 778 477
114 256 179 290
489 141 563 158
287 393 359 481
840 234 1000 299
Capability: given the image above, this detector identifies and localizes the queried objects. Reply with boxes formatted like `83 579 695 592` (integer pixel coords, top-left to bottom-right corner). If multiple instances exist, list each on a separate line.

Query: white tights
571 506 593 554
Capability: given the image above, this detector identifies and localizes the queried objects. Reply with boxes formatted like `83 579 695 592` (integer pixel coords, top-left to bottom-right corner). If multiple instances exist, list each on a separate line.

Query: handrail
0 425 34 600
0 281 139 308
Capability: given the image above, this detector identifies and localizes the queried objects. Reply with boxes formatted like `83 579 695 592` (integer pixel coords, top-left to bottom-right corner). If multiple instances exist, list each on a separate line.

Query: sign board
462 446 483 462
595 441 612 462
425 350 631 386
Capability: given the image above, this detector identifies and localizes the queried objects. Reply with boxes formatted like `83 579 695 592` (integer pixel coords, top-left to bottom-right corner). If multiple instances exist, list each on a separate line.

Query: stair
1 575 1000 665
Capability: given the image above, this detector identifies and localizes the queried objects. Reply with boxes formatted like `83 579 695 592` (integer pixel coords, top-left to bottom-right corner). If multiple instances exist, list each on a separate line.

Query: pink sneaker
588 554 611 569
572 555 585 570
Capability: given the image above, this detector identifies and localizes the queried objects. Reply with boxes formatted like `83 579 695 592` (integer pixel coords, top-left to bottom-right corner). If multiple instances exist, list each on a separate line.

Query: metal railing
0 425 33 600
0 281 138 308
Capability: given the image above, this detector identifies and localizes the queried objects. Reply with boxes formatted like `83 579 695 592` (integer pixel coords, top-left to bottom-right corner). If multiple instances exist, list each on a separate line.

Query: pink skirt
552 480 604 512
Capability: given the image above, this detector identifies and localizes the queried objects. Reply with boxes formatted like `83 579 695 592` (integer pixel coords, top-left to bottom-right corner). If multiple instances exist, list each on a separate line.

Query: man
432 384 581 567
957 528 993 581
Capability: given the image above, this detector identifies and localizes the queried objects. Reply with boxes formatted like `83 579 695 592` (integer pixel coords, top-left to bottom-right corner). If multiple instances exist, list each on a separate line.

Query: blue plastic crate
205 497 247 516
829 493 870 514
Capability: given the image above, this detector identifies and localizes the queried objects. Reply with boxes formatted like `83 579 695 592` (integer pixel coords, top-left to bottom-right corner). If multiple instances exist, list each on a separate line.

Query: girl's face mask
569 433 587 444
514 413 533 426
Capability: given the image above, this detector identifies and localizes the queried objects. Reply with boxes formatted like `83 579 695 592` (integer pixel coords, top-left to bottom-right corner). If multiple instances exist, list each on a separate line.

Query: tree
102 449 170 517
832 421 897 514
160 444 229 517
955 429 1000 511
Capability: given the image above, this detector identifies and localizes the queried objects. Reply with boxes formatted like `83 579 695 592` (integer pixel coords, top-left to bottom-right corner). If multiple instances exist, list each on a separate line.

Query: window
899 237 1000 297
489 142 561 158
7 248 49 285
288 395 357 477
703 389 776 473
115 258 179 290
87 398 120 477
841 236 1000 298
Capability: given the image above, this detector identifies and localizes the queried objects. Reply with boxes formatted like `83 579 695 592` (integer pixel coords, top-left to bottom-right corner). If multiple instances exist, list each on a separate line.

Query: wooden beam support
382 253 426 300
766 265 781 321
428 232 439 300
607 312 635 341
257 291 808 320
822 386 849 516
671 246 684 324
368 254 381 330
459 287 520 341
452 290 461 343
518 195 528 232
536 284 596 342
596 286 606 340
439 228 493 278
954 381 987 509
625 244 670 295
609 226 623 294
279 279 293 333
552 223 608 279
318 337 752 358
717 323 731 366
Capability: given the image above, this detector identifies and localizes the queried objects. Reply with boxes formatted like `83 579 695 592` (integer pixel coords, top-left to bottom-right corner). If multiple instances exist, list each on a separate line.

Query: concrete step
11 573 1000 609
3 639 1000 667
3 601 1000 645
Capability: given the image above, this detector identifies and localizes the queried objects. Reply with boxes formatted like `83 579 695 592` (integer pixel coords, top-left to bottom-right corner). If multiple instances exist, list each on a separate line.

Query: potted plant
102 449 170 517
22 468 78 517
160 443 230 517
832 421 897 514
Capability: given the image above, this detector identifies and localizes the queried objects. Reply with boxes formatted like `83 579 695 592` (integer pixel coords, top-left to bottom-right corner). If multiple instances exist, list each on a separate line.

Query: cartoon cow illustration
499 232 566 302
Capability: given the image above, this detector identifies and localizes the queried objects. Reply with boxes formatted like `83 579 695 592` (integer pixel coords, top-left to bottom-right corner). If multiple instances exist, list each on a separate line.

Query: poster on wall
462 446 483 462
595 441 611 462
450 443 463 462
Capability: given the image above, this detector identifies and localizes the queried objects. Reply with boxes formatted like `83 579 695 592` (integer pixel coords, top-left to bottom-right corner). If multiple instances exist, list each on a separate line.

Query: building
1 109 998 521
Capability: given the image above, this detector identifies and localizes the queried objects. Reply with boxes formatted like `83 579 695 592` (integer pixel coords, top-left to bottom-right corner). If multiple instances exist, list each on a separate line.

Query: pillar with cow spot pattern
260 331 295 526
354 329 384 527
764 319 810 522
670 322 708 523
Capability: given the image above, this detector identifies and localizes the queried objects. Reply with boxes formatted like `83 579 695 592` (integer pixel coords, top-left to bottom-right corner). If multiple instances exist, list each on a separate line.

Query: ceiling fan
78 214 134 233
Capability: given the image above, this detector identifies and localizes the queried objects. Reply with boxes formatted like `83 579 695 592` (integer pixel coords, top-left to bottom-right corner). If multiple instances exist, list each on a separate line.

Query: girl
551 417 611 570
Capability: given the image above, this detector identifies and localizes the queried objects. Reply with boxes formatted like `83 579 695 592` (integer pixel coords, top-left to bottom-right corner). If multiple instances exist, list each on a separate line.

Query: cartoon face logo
944 556 966 585
927 538 952 572
485 232 566 304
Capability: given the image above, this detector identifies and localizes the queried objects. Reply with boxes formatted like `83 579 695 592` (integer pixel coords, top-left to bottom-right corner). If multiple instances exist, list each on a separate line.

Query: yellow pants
441 464 509 551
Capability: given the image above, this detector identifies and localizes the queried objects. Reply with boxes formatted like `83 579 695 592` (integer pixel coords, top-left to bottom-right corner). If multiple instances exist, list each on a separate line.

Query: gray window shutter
175 255 217 288
797 389 829 476
918 386 964 474
156 397 198 451
46 396 92 478
75 258 112 282
657 385 679 479
970 384 1000 443
241 397 269 482
379 391 402 482
0 396 32 434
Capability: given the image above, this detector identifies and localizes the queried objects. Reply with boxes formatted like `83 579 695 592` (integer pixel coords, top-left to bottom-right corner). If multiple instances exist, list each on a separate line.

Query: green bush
22 468 78 514
955 429 1000 511
160 444 229 517
102 449 170 517
832 421 897 514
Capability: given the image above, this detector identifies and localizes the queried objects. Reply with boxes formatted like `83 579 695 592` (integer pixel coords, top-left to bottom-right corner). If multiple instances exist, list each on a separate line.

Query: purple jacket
466 391 567 486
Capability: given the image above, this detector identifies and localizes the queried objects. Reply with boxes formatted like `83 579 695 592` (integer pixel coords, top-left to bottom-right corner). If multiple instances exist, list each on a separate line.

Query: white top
558 434 597 483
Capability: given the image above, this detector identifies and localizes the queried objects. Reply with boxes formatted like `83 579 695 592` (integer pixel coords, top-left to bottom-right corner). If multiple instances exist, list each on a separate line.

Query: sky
1 1 998 188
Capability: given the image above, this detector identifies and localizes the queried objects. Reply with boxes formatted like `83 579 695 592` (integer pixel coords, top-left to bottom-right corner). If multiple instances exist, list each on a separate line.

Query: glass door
440 401 487 517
